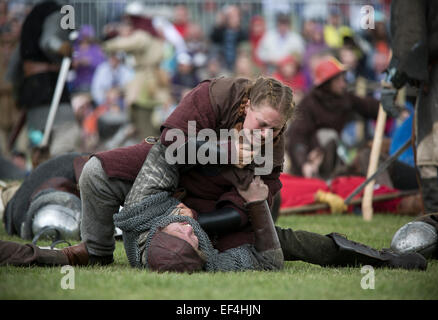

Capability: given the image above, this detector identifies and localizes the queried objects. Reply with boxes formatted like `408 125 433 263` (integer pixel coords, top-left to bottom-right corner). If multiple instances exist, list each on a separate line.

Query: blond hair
239 77 296 121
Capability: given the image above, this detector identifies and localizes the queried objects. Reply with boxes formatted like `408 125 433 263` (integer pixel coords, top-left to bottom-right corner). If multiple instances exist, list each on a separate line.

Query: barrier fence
7 0 390 39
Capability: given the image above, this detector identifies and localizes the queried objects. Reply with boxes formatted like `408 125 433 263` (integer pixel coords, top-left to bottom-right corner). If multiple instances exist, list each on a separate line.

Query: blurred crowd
1 0 412 190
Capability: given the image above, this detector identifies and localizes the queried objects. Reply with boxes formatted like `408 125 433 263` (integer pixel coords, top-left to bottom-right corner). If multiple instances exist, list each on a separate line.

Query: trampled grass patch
1 214 437 300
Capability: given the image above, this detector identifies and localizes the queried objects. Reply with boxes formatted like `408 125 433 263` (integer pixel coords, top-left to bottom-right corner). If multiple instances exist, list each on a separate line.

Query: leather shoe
61 242 89 266
381 249 428 271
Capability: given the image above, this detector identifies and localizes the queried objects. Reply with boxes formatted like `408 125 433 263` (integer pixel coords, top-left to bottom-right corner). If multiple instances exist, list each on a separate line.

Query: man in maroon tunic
79 77 287 263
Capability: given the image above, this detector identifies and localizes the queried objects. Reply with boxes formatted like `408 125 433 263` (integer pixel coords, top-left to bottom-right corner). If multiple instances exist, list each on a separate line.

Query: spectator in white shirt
90 52 134 106
256 13 305 74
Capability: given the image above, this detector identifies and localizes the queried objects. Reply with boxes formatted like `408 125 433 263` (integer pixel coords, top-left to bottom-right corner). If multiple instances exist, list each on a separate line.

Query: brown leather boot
327 233 427 270
1 240 94 267
37 248 70 265
0 240 70 266
61 242 89 266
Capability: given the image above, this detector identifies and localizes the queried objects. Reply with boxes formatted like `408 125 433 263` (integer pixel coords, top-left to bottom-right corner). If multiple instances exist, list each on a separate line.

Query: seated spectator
338 44 360 84
210 5 248 71
256 13 305 74
323 6 354 49
172 4 190 39
303 21 327 60
338 43 375 84
84 88 125 138
301 19 316 43
234 53 257 80
71 93 98 151
72 88 127 152
171 52 199 103
249 15 266 69
272 55 308 104
371 43 391 84
70 25 105 93
302 21 327 84
197 55 231 81
185 23 209 73
90 52 134 106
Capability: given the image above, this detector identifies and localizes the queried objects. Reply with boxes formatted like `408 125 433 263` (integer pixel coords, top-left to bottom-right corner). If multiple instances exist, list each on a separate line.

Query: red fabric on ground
279 173 402 213
279 174 329 209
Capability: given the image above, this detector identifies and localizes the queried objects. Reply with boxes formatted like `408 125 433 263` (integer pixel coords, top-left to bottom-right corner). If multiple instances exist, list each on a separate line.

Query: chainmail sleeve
206 245 283 272
124 141 179 208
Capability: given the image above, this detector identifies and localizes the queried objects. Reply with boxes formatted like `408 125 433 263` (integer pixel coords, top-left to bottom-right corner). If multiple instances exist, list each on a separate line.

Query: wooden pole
362 104 387 221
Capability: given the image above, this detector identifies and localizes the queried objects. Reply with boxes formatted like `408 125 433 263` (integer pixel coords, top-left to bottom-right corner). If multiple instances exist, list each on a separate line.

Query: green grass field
1 213 437 300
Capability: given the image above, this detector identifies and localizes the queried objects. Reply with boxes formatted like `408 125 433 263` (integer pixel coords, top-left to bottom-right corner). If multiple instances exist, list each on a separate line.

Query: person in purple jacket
70 25 105 93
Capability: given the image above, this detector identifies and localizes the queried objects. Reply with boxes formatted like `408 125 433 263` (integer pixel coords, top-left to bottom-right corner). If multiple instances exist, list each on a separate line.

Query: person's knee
78 156 106 191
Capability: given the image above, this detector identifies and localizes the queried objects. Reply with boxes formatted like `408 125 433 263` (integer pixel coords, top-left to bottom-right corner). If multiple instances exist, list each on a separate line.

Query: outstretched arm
237 176 284 270
205 177 284 272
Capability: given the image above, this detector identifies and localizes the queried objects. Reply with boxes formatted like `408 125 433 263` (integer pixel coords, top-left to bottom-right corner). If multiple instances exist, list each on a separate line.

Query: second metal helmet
32 203 81 241
390 221 438 259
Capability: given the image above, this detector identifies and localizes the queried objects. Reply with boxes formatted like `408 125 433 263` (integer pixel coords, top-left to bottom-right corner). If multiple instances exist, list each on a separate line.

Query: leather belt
23 61 60 78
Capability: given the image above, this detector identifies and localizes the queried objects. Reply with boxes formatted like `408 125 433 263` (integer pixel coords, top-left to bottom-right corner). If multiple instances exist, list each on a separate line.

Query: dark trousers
276 227 339 266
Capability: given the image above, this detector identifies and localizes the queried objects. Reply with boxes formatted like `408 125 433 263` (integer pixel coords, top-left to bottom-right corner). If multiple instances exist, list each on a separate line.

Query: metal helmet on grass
26 191 82 241
390 221 438 259
32 203 81 241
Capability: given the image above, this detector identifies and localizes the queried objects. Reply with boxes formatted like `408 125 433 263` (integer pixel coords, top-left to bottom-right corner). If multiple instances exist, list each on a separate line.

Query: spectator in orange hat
285 57 380 179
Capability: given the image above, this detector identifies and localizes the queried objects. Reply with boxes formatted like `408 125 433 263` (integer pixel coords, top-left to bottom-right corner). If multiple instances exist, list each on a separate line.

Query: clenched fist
237 176 269 203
